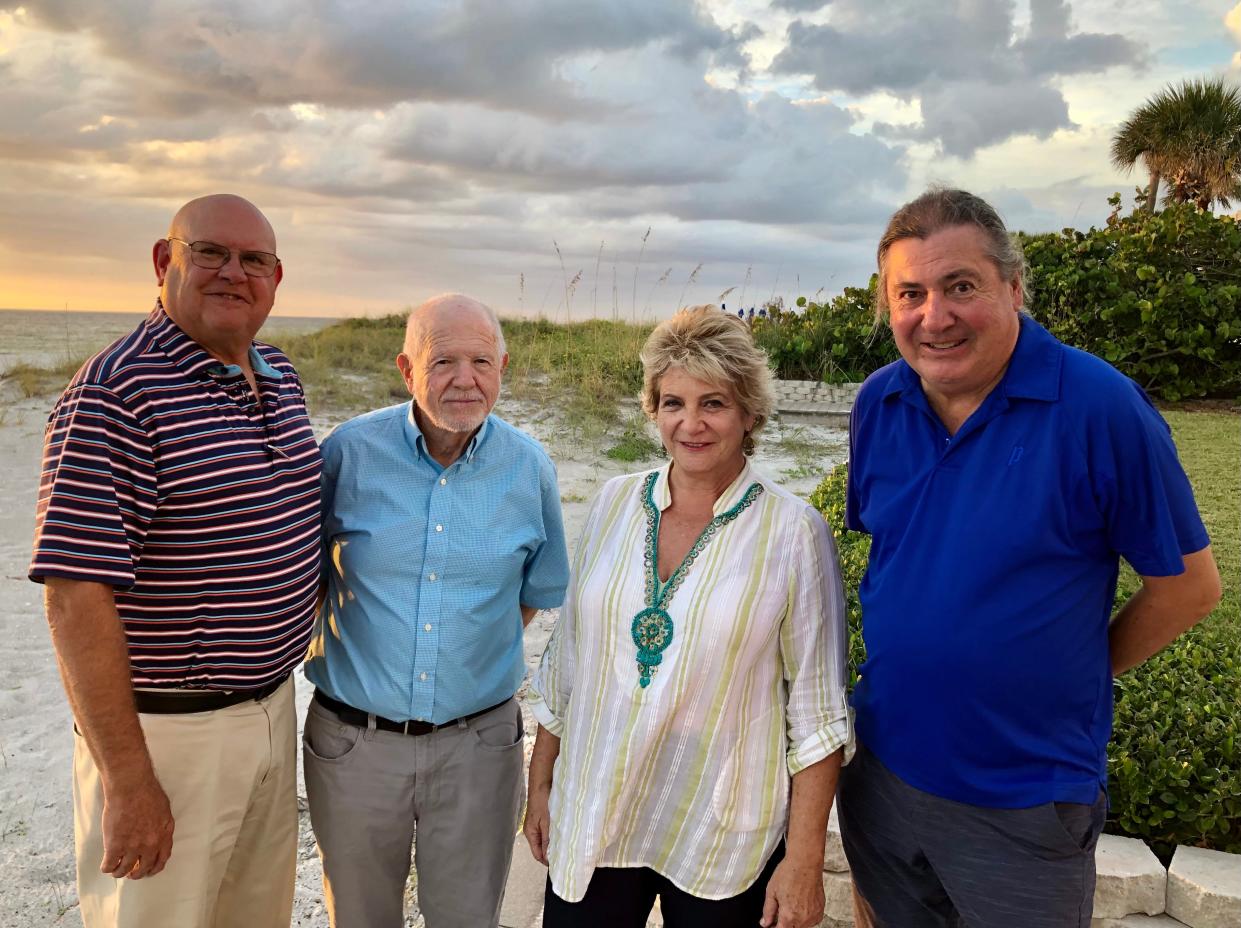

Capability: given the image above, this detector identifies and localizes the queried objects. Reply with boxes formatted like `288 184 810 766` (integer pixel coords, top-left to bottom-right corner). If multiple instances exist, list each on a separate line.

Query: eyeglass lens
174 239 279 277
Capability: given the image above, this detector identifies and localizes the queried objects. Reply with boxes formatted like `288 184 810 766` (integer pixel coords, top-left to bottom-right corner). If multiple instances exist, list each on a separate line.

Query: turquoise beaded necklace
631 470 764 688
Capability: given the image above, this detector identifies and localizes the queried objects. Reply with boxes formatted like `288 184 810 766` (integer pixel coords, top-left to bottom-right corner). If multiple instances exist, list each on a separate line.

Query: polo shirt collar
998 314 1062 402
881 313 1062 408
144 299 282 382
403 402 492 465
652 459 757 515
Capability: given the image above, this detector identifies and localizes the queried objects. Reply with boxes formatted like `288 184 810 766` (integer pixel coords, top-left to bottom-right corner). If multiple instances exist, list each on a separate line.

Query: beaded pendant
631 471 763 688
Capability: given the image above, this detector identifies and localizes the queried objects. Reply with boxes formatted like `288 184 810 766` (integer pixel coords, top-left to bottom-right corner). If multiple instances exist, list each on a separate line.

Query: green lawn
1165 409 1239 632
1112 409 1240 635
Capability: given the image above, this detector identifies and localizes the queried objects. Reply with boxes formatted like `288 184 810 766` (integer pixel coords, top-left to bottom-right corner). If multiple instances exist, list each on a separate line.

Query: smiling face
656 366 755 486
153 195 282 363
398 300 507 439
885 223 1023 410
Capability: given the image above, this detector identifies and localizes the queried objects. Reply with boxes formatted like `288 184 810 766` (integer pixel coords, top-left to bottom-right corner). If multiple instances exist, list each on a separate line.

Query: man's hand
761 855 826 928
100 775 175 879
523 782 551 865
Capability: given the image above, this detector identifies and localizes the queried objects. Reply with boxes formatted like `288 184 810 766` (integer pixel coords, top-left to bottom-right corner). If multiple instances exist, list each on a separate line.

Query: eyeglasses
167 237 281 278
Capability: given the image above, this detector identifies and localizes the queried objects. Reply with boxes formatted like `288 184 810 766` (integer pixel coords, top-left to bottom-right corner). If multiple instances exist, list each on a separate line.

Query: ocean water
0 308 336 375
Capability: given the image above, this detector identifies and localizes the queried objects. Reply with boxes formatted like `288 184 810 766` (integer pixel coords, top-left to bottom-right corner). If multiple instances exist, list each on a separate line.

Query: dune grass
2 357 89 398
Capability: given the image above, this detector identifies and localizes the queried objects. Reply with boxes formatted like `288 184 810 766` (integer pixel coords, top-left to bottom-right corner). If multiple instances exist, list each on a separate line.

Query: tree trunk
1145 166 1161 213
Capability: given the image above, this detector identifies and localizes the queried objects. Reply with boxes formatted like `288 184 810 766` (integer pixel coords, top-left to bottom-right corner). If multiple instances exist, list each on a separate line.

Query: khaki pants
72 677 298 928
304 695 525 928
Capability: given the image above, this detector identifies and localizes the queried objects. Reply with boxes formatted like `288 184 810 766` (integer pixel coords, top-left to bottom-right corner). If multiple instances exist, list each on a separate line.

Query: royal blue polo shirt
845 315 1208 808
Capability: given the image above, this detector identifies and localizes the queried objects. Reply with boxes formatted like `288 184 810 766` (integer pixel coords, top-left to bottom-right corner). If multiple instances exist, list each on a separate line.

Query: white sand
0 380 845 927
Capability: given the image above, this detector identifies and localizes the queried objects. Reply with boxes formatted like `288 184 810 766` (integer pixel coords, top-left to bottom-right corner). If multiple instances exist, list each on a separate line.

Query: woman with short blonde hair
639 306 775 455
526 305 851 928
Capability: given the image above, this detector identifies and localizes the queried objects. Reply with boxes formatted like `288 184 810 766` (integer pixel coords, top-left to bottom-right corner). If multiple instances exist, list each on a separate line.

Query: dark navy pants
838 740 1105 928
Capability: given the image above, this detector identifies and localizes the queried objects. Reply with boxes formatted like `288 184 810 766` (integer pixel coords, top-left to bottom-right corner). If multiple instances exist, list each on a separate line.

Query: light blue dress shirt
306 402 570 723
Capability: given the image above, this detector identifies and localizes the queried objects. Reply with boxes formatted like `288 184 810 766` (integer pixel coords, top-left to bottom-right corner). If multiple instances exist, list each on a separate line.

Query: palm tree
1111 78 1241 212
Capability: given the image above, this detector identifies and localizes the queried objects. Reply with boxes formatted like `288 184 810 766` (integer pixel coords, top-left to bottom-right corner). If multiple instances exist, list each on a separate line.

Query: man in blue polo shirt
838 188 1221 927
304 292 570 928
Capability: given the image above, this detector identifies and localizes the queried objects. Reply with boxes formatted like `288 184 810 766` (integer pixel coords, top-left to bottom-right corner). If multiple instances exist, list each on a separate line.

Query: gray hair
875 187 1029 316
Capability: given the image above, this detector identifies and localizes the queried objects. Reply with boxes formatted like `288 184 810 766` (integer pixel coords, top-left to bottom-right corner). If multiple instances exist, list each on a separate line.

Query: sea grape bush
751 281 897 384
1024 198 1241 401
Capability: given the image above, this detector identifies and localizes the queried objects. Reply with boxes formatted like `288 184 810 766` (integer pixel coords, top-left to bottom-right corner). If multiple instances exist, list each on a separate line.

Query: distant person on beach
28 194 321 927
304 293 569 928
838 187 1221 927
525 306 851 928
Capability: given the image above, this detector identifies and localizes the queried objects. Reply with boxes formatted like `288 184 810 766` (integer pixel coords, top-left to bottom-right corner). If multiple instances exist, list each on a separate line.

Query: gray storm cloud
771 0 1146 157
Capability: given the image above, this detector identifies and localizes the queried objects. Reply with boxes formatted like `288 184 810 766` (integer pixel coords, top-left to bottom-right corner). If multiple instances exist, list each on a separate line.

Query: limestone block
1092 916 1188 927
825 803 850 873
1166 845 1241 928
822 869 855 925
1093 834 1167 918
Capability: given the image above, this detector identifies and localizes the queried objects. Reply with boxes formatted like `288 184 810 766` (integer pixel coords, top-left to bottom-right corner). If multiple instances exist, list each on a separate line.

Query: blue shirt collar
403 401 492 466
882 314 1062 406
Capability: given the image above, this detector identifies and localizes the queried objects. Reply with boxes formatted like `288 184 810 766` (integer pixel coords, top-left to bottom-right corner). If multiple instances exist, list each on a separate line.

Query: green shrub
1110 626 1241 858
810 454 1241 858
807 462 869 689
1025 199 1241 401
752 281 897 383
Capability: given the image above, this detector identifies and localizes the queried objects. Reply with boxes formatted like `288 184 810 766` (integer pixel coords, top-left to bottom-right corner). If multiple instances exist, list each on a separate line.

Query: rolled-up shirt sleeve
781 505 853 775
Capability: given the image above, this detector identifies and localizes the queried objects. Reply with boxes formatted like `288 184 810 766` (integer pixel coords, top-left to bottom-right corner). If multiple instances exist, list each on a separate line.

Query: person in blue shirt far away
838 188 1221 928
304 293 570 928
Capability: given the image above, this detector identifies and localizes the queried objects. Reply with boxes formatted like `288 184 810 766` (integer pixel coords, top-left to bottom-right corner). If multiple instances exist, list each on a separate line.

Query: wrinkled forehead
411 310 502 357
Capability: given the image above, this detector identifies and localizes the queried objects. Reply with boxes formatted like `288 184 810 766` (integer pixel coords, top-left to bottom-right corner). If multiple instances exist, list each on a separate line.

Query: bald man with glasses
30 194 322 927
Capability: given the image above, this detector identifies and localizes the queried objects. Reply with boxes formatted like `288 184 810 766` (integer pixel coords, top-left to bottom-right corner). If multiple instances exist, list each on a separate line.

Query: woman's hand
524 724 561 865
761 853 826 928
762 750 842 927
524 781 552 865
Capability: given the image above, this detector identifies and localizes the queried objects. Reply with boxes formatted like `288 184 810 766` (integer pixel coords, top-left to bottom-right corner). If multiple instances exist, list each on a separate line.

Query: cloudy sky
0 0 1237 320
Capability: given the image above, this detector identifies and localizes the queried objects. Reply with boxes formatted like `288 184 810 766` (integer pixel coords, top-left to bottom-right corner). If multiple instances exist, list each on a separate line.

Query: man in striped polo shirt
29 194 321 928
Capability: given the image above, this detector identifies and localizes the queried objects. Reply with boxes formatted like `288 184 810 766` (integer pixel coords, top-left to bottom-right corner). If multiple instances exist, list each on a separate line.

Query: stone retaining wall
772 379 861 406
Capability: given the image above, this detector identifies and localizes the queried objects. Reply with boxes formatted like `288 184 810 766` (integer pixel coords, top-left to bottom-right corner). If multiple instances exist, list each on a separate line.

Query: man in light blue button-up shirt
304 294 569 928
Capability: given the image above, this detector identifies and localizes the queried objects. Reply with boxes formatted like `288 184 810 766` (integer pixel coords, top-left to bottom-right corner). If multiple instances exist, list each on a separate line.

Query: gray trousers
304 695 525 928
838 740 1106 928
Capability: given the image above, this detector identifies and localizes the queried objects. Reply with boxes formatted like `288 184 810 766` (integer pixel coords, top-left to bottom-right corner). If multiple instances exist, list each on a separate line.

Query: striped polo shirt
29 302 322 690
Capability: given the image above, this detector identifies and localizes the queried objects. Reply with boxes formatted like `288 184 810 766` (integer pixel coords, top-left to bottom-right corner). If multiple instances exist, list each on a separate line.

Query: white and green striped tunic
528 461 853 902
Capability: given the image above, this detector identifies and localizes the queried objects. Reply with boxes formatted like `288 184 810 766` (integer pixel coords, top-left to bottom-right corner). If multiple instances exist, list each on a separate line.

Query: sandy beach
0 374 846 927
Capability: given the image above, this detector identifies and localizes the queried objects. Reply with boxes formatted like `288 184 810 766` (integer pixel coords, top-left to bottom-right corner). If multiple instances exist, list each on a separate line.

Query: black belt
133 674 289 715
313 689 509 736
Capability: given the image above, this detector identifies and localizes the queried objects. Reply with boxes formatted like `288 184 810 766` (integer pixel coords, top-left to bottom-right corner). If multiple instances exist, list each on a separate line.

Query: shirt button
420 672 428 681
435 524 443 532
439 478 447 486
428 573 437 581
424 623 432 632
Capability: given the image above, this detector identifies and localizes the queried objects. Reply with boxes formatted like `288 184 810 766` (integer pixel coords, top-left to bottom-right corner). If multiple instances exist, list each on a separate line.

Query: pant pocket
471 700 524 752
